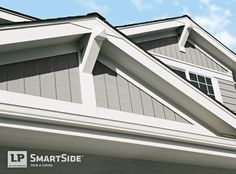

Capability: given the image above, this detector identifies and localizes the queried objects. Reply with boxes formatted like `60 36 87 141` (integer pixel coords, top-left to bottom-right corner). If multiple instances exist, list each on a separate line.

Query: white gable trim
0 10 32 22
118 20 184 36
0 23 91 51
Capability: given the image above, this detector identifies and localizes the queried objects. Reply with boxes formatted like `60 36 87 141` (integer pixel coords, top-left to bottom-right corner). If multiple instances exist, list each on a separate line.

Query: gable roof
0 10 235 137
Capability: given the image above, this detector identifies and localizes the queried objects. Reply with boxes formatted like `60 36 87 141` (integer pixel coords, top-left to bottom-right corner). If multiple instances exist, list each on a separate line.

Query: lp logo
8 151 27 168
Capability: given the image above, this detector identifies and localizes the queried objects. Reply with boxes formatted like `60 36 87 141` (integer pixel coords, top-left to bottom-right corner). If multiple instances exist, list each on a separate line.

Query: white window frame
170 66 223 103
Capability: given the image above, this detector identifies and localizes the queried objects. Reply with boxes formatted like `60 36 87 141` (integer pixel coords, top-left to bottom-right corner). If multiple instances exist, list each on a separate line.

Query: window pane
208 85 214 94
198 75 205 83
172 69 186 79
190 73 197 81
189 72 215 99
190 81 199 88
200 84 207 93
206 77 212 85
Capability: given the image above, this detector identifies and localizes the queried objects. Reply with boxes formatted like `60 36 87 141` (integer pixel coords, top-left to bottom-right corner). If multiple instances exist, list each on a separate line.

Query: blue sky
0 0 235 52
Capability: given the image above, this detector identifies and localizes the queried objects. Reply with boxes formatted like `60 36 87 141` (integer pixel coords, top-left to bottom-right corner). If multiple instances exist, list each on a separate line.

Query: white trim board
0 11 32 22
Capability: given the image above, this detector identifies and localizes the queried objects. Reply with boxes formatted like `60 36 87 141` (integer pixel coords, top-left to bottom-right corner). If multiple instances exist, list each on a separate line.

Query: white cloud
76 0 109 15
194 0 236 49
130 0 151 11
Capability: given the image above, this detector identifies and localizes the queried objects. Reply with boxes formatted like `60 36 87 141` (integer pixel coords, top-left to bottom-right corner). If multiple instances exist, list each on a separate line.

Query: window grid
189 73 215 99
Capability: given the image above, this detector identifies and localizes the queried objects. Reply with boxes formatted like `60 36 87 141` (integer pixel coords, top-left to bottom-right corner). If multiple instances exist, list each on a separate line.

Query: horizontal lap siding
138 36 227 73
93 61 190 124
0 52 81 103
218 78 236 113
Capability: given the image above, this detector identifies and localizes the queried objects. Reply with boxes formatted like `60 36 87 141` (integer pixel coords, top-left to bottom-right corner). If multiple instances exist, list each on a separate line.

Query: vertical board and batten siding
0 52 81 103
93 61 190 124
218 78 236 113
138 36 227 73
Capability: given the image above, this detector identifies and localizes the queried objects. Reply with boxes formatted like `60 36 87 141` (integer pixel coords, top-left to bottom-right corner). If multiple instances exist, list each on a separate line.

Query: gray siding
218 78 236 113
138 36 227 73
93 61 190 124
0 52 81 103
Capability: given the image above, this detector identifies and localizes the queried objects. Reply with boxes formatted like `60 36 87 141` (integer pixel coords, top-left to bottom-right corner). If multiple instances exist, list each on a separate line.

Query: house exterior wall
0 52 81 103
93 61 189 123
138 36 227 73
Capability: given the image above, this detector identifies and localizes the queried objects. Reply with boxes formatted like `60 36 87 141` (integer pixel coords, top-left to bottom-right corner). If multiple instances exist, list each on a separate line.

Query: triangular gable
93 60 189 124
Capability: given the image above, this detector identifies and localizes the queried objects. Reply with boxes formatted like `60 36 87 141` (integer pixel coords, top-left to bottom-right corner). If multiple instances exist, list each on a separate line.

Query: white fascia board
192 26 236 64
105 34 236 135
118 20 184 36
1 116 236 169
0 23 91 47
0 11 32 22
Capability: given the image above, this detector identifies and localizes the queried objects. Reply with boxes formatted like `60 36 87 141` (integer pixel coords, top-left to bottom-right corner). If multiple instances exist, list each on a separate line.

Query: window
189 73 215 99
171 68 186 80
171 67 215 99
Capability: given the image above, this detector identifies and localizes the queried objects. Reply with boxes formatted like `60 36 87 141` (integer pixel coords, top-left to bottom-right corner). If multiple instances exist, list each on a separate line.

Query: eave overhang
1 108 236 170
